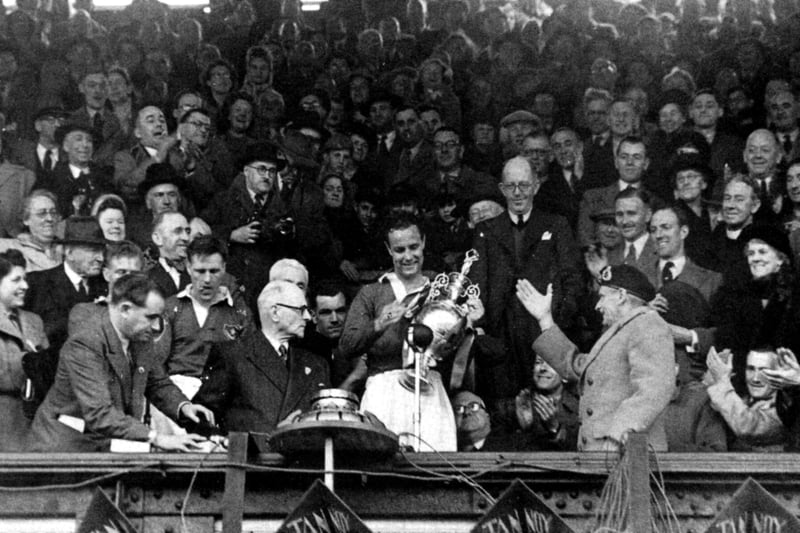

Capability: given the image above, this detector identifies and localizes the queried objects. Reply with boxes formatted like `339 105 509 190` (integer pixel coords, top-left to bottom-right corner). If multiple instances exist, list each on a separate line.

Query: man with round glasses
471 156 582 425
192 280 329 439
203 142 330 313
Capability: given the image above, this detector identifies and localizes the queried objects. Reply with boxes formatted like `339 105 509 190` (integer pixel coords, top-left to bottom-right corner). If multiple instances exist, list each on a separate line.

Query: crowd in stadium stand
0 0 800 454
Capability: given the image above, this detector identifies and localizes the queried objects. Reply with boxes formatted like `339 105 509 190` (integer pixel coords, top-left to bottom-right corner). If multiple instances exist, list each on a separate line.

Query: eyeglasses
186 120 211 130
248 165 278 177
211 71 232 79
434 140 460 151
32 209 60 219
499 183 534 194
275 302 311 315
454 402 485 415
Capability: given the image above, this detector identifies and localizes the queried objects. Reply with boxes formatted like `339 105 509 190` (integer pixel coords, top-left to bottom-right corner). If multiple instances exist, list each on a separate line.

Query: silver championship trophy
402 249 480 450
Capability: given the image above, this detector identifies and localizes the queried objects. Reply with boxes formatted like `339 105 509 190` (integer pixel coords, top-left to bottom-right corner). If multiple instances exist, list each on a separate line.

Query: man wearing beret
516 264 675 452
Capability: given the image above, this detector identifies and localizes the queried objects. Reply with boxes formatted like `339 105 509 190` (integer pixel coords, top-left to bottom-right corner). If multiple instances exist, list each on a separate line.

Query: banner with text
704 477 800 533
471 479 575 533
276 479 373 533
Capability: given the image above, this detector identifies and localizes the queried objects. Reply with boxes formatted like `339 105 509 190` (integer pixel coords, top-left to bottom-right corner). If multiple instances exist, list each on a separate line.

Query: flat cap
500 109 538 127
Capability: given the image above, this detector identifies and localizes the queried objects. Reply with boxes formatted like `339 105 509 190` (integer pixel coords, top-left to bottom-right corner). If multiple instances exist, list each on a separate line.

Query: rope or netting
591 443 680 533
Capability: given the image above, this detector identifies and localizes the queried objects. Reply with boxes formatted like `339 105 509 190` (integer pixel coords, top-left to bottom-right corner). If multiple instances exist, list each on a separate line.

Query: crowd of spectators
1 0 800 453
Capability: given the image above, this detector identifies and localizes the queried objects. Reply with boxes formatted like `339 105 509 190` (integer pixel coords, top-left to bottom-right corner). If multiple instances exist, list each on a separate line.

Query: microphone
407 324 434 351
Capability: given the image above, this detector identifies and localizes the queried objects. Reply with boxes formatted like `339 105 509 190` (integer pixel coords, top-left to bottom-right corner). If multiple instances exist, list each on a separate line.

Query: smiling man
340 213 483 451
113 105 179 202
608 187 657 280
516 264 674 452
707 347 787 451
648 205 722 302
471 156 582 417
151 235 254 436
709 174 762 285
147 211 191 297
743 129 782 224
578 136 653 247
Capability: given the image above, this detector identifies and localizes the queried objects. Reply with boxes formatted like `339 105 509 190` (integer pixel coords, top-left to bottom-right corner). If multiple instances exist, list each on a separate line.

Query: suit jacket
0 161 36 238
651 258 723 304
35 160 115 217
533 307 675 451
582 135 616 192
7 138 53 184
25 264 107 350
146 262 191 299
607 236 659 283
471 209 583 397
193 331 330 436
424 165 499 212
68 107 129 165
535 164 586 232
28 310 188 452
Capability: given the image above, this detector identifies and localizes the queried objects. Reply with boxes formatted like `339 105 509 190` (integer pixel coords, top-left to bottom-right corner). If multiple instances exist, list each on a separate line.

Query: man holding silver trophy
339 213 484 451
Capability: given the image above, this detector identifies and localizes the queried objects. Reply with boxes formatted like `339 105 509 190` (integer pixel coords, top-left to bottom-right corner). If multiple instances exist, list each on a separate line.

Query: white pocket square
542 232 552 240
305 366 311 375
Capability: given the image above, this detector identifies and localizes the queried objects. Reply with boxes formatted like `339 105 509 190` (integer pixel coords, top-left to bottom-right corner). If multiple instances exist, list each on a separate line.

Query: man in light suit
648 204 722 303
28 273 214 452
471 156 583 408
192 280 329 438
516 265 675 452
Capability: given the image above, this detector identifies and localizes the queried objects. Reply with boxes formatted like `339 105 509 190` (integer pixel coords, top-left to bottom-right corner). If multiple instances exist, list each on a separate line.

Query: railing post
222 432 249 533
625 432 651 533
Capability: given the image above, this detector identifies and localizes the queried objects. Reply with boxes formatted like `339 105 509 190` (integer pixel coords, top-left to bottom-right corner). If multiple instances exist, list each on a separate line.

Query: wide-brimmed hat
239 141 288 170
55 121 96 146
279 130 320 170
137 162 187 198
57 216 106 247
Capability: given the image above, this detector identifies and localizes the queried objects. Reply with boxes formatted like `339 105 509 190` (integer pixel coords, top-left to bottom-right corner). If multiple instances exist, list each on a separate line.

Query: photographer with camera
203 142 328 313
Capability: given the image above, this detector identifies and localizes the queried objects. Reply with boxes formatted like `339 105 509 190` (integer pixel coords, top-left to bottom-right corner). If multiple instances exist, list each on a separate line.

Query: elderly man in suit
516 265 675 452
471 156 583 413
192 280 329 438
28 273 214 452
146 211 191 298
26 217 108 349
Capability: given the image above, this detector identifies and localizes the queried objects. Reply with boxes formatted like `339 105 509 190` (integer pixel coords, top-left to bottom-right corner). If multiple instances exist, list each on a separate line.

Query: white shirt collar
109 315 131 357
37 143 57 163
378 272 429 303
625 232 650 259
69 163 88 179
617 180 640 191
508 209 532 224
658 255 686 277
176 284 234 307
63 261 84 288
262 330 288 355
143 146 158 158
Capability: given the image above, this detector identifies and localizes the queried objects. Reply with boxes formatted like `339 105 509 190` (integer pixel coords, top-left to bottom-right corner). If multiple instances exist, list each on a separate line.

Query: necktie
278 344 289 366
92 112 103 131
662 261 674 283
625 245 636 264
514 214 526 230
377 134 387 156
43 149 53 171
254 192 266 207
783 134 793 156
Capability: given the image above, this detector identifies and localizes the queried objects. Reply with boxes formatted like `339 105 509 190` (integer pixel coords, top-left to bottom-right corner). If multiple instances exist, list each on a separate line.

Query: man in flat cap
499 109 542 160
516 264 675 452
